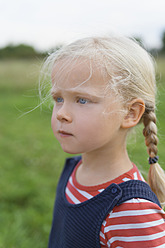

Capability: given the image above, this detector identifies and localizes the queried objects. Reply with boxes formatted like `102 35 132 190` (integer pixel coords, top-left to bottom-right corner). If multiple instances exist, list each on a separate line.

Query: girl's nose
56 105 72 123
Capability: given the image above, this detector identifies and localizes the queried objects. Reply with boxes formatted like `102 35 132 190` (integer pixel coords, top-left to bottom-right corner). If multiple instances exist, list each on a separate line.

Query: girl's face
51 59 126 155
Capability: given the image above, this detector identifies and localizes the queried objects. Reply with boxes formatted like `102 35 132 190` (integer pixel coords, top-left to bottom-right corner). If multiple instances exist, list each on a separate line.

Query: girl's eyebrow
51 88 104 99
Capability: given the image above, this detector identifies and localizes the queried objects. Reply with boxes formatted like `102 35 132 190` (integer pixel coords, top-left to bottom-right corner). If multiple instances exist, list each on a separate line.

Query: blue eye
78 98 88 104
56 97 64 103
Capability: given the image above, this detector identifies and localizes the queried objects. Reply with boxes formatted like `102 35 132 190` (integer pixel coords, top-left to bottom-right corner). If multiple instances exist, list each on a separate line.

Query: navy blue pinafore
48 156 161 248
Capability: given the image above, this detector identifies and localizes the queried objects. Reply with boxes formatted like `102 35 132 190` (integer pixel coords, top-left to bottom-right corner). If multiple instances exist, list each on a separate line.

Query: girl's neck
76 145 133 187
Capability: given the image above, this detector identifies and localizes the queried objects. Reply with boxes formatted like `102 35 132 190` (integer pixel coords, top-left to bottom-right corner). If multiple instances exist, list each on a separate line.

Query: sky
0 0 165 51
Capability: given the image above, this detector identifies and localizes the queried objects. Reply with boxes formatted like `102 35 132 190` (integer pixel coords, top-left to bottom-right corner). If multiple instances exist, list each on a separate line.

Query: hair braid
143 111 158 157
143 110 165 207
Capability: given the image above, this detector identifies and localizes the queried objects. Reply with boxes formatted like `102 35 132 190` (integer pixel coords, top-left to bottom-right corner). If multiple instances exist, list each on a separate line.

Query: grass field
0 57 165 247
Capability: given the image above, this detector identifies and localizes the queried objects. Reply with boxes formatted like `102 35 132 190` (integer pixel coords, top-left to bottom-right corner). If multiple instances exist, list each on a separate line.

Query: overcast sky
0 0 165 51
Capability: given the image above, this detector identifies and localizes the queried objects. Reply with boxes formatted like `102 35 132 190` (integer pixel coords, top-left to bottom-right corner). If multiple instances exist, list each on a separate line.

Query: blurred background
0 0 165 247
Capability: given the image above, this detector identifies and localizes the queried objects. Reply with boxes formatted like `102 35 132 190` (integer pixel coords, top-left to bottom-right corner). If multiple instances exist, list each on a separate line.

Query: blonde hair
41 35 165 207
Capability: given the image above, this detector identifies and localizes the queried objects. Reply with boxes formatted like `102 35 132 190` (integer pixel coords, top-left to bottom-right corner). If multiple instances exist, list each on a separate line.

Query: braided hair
143 109 165 206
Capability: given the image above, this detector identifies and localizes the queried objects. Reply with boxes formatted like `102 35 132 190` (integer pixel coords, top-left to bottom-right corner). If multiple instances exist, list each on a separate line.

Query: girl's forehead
51 58 109 93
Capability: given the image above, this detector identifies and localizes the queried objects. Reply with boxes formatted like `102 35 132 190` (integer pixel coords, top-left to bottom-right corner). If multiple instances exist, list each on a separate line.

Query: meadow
0 57 165 247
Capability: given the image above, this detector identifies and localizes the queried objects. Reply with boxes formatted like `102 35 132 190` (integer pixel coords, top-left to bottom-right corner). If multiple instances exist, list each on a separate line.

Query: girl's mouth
58 130 73 137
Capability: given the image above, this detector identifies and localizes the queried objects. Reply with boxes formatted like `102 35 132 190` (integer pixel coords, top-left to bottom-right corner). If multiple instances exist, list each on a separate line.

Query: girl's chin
60 144 80 154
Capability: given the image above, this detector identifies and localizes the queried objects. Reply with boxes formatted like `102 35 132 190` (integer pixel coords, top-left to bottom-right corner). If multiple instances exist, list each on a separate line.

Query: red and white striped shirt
65 160 165 247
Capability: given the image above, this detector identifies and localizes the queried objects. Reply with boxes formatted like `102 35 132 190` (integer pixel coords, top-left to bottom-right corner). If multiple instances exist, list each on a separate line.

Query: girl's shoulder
101 197 165 247
110 163 145 184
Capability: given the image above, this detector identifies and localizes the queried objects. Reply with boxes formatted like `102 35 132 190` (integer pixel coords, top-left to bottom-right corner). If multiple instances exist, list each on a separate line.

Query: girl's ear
121 99 145 129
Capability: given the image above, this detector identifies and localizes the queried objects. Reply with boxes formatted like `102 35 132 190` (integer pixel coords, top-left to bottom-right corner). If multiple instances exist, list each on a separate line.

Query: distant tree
13 44 37 58
0 43 65 59
0 43 42 59
41 44 64 59
133 36 145 48
45 44 63 55
132 36 159 56
161 31 165 54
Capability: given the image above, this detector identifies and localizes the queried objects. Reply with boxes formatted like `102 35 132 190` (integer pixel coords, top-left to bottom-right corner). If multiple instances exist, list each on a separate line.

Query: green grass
0 59 69 248
0 57 165 247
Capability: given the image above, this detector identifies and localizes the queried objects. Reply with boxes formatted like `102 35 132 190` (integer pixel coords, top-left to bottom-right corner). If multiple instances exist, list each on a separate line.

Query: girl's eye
56 97 64 103
78 98 89 104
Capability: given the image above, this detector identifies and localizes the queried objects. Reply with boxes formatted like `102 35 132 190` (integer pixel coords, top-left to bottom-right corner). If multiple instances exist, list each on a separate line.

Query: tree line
0 44 46 59
0 31 165 59
0 43 64 59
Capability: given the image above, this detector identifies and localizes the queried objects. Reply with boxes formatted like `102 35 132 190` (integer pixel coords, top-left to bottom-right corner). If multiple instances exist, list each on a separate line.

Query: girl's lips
58 130 73 137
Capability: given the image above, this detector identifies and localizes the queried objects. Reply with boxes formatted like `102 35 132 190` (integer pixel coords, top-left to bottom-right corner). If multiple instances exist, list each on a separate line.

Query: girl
41 35 165 247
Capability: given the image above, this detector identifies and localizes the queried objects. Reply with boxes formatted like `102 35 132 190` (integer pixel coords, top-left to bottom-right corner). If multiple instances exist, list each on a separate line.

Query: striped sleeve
100 198 165 247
